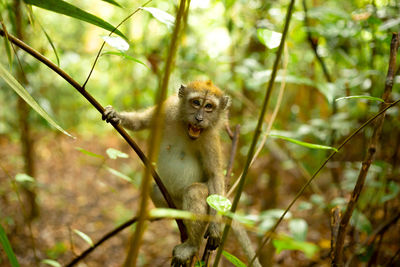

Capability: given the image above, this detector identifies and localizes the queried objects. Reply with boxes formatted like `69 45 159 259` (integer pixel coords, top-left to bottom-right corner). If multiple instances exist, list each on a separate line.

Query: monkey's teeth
188 124 201 138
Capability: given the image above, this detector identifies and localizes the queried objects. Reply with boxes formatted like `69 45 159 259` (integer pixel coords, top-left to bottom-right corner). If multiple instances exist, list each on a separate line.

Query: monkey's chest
157 141 204 198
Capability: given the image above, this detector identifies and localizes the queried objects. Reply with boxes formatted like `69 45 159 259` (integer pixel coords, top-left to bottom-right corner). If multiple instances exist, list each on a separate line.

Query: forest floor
1 131 397 266
1 132 261 267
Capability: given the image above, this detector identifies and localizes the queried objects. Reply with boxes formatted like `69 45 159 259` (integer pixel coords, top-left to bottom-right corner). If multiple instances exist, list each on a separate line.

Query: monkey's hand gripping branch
0 29 188 241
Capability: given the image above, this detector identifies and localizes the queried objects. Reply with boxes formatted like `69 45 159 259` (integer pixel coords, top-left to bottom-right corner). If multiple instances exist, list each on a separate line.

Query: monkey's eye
204 103 213 111
192 99 201 107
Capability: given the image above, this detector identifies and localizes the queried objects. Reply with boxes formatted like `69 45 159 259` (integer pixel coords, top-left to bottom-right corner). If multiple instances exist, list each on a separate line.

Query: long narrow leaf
222 251 246 267
270 134 338 152
0 224 20 267
73 229 94 247
38 21 60 66
0 64 74 138
100 0 122 8
23 0 127 39
102 51 150 69
0 21 13 69
335 95 384 102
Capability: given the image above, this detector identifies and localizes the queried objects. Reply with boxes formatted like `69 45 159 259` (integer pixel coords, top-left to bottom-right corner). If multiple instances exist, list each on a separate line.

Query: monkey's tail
232 221 262 267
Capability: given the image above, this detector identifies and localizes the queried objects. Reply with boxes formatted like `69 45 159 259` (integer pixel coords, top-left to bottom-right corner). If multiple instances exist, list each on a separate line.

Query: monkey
103 80 261 267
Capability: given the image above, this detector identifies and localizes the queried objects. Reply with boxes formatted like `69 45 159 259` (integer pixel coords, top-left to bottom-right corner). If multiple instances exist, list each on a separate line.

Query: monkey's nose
195 116 203 122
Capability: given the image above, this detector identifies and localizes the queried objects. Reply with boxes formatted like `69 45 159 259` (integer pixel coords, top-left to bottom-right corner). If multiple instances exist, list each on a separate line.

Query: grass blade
73 229 94 247
100 0 122 8
38 21 60 66
335 95 384 102
270 134 338 152
101 51 150 69
23 0 127 39
0 64 74 138
0 224 20 267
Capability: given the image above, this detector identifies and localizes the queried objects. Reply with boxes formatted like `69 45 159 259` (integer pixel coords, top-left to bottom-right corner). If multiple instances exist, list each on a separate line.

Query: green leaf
41 259 61 267
257 28 282 49
380 181 400 203
15 173 35 184
350 210 372 234
106 167 138 186
194 261 205 267
222 250 246 267
38 21 60 66
140 7 175 28
206 194 232 214
0 64 74 138
75 147 104 158
335 95 384 103
225 212 257 227
289 218 308 241
100 0 122 8
0 224 20 267
273 235 319 259
73 229 94 247
101 51 150 69
269 134 338 152
149 208 196 220
106 148 129 159
102 36 129 51
23 0 126 39
0 21 13 69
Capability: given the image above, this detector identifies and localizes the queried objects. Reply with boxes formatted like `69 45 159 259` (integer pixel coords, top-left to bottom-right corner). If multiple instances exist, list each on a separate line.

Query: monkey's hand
172 242 197 267
204 222 221 250
102 105 121 124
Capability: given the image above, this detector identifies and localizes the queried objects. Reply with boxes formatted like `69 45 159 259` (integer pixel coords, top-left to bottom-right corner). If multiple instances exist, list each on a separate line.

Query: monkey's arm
103 105 155 131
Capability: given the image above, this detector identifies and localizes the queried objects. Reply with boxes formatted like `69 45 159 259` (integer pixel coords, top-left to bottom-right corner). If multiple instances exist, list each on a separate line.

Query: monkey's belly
157 142 204 201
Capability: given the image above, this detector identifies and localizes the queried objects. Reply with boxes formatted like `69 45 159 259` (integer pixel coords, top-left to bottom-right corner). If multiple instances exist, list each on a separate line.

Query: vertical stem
332 32 399 267
123 1 189 266
212 0 296 266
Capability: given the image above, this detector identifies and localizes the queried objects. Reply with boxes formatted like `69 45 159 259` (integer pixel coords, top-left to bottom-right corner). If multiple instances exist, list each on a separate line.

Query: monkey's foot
171 243 198 267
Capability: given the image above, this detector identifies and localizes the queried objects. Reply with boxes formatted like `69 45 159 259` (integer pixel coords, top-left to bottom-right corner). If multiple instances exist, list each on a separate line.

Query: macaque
103 80 261 267
103 80 228 266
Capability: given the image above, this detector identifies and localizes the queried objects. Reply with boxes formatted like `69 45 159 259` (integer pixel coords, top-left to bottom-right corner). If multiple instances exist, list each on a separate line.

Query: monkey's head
178 80 230 140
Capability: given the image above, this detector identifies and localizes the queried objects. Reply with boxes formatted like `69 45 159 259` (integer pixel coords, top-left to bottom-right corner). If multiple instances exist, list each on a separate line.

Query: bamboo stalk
212 0 297 266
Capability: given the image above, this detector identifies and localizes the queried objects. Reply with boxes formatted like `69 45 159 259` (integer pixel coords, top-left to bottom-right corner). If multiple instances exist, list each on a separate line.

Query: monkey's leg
172 183 208 267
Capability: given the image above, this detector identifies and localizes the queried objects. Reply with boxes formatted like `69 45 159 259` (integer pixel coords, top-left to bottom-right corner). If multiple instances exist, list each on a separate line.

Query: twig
302 0 332 83
82 0 152 88
227 43 288 197
250 96 400 264
213 0 297 266
124 0 189 265
330 207 341 261
226 124 240 183
332 32 399 267
66 217 160 267
0 29 187 241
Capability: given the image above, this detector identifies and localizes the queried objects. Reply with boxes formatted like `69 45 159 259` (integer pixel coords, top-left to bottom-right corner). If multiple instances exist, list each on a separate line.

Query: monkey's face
186 94 220 139
179 82 231 140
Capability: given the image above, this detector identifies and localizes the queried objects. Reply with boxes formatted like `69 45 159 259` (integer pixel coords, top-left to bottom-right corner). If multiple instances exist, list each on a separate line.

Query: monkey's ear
221 95 231 110
178 84 186 98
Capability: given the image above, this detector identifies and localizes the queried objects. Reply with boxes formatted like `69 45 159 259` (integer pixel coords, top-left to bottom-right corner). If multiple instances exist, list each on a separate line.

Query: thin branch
0 29 187 240
227 43 289 197
124 0 189 265
82 0 152 88
213 0 296 266
332 32 400 267
302 0 332 83
66 217 160 267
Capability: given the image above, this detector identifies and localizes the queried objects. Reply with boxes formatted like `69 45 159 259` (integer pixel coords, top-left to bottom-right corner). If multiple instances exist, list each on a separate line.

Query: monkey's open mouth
188 124 202 139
